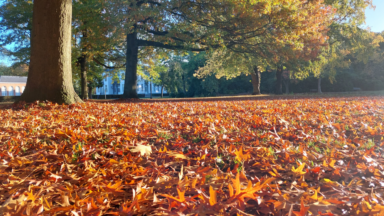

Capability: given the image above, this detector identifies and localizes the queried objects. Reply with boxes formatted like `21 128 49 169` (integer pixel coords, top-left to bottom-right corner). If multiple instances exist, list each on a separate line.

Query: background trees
192 0 334 95
0 0 33 66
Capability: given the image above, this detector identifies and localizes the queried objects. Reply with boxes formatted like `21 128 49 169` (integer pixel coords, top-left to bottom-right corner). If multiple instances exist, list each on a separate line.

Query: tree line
0 0 381 104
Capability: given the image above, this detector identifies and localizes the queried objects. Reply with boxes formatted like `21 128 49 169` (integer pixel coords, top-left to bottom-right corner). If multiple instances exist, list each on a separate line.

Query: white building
94 71 167 97
0 76 27 96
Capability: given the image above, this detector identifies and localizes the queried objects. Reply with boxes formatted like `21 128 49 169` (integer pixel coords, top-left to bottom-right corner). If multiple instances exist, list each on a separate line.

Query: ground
0 92 384 215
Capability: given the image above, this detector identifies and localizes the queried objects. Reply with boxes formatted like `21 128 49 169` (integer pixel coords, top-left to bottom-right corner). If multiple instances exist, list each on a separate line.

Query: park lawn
0 95 384 215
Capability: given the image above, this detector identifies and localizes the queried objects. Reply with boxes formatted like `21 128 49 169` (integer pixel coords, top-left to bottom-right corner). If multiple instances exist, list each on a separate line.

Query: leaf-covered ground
0 97 384 215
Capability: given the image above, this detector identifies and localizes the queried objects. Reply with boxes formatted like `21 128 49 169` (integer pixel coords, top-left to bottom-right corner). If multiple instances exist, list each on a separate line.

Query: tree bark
318 77 322 93
80 28 88 100
161 85 164 98
250 65 261 95
19 0 81 104
79 54 88 99
275 65 283 95
123 32 139 99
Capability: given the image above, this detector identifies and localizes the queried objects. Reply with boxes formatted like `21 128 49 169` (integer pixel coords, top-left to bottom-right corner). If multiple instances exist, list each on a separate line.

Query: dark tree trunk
79 27 88 100
283 78 290 94
150 82 152 99
79 53 88 100
318 77 322 93
250 65 261 95
161 86 164 98
182 74 186 95
123 31 139 99
284 80 289 94
20 0 81 104
88 86 92 99
275 65 283 95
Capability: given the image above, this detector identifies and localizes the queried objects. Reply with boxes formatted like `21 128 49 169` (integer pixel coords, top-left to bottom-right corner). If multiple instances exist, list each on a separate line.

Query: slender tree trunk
318 77 322 93
123 31 139 99
79 54 88 99
275 65 283 95
19 0 81 104
79 28 88 100
182 74 186 95
161 86 164 98
284 80 289 94
250 65 261 95
150 81 152 99
88 86 92 99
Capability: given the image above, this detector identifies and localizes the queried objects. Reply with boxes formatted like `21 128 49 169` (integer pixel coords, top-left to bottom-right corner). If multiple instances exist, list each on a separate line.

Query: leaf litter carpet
0 97 384 215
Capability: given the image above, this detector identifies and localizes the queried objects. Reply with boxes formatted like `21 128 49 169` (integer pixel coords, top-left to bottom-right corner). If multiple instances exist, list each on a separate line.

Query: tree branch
138 39 206 51
93 57 126 69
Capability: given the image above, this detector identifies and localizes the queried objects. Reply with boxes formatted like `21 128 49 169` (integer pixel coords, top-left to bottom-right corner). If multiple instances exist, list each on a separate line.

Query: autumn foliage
1 97 384 215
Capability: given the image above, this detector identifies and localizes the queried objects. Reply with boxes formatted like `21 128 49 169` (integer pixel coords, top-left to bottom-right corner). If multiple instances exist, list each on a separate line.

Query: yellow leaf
27 190 36 202
209 186 217 206
228 183 234 197
159 146 167 153
292 163 306 175
109 159 119 164
329 159 336 168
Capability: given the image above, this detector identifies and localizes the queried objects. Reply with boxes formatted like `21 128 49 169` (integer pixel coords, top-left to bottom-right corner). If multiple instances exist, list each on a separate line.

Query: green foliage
0 0 33 65
0 63 28 76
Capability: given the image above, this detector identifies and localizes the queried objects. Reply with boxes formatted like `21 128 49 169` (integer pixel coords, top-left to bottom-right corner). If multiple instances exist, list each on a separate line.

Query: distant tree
0 0 33 66
193 0 334 95
0 64 28 76
294 0 377 93
72 0 126 100
0 64 9 76
195 50 269 95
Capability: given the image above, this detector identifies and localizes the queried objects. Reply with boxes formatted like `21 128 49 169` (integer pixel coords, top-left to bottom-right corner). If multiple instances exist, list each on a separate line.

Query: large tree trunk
19 0 81 104
275 65 283 95
250 65 261 95
123 32 139 99
318 77 322 93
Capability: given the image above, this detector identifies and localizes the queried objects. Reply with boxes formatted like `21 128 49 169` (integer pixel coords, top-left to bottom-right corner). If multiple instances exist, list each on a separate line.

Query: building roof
0 76 28 83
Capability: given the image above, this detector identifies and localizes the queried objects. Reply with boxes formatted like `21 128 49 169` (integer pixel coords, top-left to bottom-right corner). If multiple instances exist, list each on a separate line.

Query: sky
1 0 384 66
365 0 384 33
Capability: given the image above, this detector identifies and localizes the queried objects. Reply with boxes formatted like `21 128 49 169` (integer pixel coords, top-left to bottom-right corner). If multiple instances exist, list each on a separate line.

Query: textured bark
123 32 139 99
250 66 261 95
318 77 322 93
19 0 81 104
275 66 283 95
